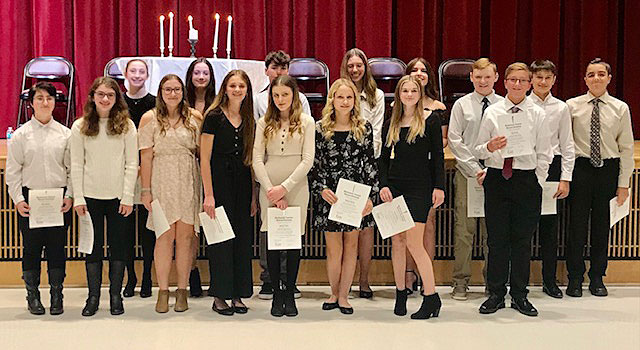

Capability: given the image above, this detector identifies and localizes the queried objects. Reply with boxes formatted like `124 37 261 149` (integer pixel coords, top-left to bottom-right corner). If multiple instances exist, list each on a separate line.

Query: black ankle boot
82 261 102 317
123 261 137 298
271 289 285 317
109 260 125 315
140 270 152 298
48 268 65 315
283 289 298 317
189 268 203 297
394 288 408 316
23 270 45 315
411 293 442 319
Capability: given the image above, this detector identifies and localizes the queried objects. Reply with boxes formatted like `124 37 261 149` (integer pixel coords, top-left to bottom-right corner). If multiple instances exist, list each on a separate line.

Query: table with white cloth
112 57 269 96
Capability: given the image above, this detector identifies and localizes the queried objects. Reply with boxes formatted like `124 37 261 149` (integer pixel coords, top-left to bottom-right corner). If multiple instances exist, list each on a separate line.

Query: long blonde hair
155 74 199 140
263 75 303 142
386 75 425 147
319 78 366 142
340 48 378 109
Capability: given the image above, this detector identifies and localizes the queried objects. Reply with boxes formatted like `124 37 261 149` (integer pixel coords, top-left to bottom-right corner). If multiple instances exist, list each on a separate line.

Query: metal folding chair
438 59 475 110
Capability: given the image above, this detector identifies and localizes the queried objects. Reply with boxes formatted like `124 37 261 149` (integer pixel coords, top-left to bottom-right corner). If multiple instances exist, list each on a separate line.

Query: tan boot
174 289 188 312
155 289 169 313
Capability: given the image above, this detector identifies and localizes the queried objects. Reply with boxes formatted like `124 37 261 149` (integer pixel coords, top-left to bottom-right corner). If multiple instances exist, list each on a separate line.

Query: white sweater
70 118 138 206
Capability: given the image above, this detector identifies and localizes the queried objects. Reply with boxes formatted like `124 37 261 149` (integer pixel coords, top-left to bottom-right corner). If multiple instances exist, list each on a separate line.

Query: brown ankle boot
174 289 188 312
156 289 169 313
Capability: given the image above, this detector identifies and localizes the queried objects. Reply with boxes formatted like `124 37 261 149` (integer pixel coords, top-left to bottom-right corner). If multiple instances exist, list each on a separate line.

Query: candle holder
213 48 218 59
226 48 231 60
159 47 165 57
189 39 198 58
168 46 174 57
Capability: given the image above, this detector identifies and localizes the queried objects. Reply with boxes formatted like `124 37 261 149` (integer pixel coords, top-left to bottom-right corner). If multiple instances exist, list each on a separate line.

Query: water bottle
6 126 13 139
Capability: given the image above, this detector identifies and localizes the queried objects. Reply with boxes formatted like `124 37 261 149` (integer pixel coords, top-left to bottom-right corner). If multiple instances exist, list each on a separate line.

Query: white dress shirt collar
529 91 553 104
471 90 497 104
587 90 610 104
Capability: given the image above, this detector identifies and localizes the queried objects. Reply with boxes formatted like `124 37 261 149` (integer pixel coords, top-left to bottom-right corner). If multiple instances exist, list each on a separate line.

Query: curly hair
81 77 131 136
319 78 366 143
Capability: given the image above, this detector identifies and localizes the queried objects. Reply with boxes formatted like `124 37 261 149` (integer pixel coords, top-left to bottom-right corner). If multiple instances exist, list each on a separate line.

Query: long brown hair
155 74 199 140
81 77 131 136
340 48 379 109
386 75 426 147
185 58 216 111
319 78 366 142
406 57 440 101
205 70 255 166
263 75 303 142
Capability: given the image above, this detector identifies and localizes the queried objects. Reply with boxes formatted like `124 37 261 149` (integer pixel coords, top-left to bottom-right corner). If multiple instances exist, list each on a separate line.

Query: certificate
372 196 415 239
541 182 559 215
28 189 64 229
199 207 235 245
77 212 94 254
267 207 301 250
151 199 171 238
497 112 533 158
609 196 630 228
467 178 485 218
328 178 371 228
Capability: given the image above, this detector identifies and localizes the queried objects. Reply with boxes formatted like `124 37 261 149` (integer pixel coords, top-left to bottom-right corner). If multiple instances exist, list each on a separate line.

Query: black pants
85 198 129 263
18 187 71 272
208 227 253 300
567 158 619 282
265 232 301 291
484 168 542 299
538 155 562 283
124 205 155 276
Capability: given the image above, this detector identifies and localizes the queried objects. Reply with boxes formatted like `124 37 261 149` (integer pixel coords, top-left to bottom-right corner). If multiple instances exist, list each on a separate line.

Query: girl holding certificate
138 74 203 313
379 75 445 319
311 79 378 314
201 70 256 316
122 59 156 299
6 82 73 315
253 75 315 317
185 57 217 298
340 48 385 299
70 77 138 317
403 57 448 293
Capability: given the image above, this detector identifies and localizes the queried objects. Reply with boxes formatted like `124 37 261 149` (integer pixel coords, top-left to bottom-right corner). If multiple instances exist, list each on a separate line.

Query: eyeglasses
95 92 116 99
505 78 531 84
162 87 183 94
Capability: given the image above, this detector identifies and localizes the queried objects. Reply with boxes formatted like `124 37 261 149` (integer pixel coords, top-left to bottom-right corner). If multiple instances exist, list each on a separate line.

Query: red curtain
1 0 638 137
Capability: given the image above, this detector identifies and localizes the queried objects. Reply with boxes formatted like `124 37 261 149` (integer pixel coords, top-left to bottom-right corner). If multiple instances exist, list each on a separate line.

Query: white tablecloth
113 57 268 96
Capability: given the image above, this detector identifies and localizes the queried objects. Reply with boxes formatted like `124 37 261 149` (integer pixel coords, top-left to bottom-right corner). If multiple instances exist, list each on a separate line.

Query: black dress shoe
543 282 563 299
233 305 248 314
510 297 538 317
566 280 583 297
322 301 339 310
359 290 373 299
212 302 234 316
589 279 608 297
339 306 354 315
479 295 505 314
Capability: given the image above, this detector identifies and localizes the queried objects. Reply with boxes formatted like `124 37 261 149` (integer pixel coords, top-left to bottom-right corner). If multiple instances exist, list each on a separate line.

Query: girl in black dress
403 57 449 293
379 75 445 319
122 59 156 299
311 79 378 314
185 57 217 298
200 70 256 315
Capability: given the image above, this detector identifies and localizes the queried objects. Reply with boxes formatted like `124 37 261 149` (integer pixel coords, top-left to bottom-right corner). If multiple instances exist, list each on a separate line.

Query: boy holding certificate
474 63 552 317
528 60 575 298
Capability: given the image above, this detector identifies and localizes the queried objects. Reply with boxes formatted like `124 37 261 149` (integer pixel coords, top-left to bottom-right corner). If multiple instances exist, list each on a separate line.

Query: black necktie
481 97 490 117
589 98 603 167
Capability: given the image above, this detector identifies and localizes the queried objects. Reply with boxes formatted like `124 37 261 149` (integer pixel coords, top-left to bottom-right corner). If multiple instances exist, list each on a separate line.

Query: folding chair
17 56 75 127
438 59 475 110
368 57 406 103
288 58 330 120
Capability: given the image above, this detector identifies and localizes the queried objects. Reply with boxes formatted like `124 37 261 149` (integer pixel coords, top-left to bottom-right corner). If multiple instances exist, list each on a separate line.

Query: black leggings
266 232 300 291
85 198 129 263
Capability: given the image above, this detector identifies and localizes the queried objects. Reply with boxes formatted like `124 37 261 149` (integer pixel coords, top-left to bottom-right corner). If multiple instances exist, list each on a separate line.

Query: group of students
6 48 633 320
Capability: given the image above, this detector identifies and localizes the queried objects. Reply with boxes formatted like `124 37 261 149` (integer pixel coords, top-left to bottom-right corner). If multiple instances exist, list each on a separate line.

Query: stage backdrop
0 0 638 136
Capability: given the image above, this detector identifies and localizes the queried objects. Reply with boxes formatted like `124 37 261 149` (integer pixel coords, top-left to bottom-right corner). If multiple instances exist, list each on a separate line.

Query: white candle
226 15 232 58
213 13 220 55
188 15 198 40
159 15 165 56
168 12 174 54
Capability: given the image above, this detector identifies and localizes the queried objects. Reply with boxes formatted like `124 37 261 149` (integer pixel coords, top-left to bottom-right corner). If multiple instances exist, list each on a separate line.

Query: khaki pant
452 170 488 287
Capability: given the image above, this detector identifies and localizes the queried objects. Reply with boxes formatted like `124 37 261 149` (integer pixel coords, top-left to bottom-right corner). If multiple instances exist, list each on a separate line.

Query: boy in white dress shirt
528 60 575 298
474 62 552 317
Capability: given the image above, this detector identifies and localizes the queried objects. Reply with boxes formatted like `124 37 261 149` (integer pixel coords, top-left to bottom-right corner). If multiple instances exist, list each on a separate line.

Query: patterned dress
311 121 379 232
